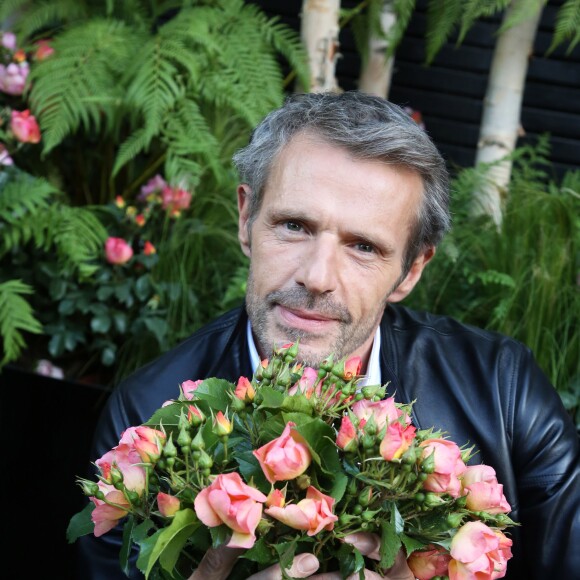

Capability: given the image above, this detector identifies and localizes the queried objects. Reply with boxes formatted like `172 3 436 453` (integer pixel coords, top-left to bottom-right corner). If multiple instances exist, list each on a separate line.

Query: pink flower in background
0 144 13 165
34 39 54 61
1 32 17 51
408 545 451 580
138 174 167 201
461 465 511 514
105 237 133 265
254 421 312 483
157 492 180 517
143 241 156 255
194 472 266 549
265 486 338 536
419 438 467 498
0 61 29 95
162 185 192 216
449 521 513 579
35 359 64 379
10 110 41 143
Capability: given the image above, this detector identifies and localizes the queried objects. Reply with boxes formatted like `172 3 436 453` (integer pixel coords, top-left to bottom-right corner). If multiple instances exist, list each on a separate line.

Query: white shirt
246 321 382 386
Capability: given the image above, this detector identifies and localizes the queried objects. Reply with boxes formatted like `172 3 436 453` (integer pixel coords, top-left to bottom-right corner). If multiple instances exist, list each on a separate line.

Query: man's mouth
275 304 340 332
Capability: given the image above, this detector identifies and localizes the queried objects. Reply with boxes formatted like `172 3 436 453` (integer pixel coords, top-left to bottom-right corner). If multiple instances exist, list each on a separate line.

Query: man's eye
285 221 302 231
356 242 374 253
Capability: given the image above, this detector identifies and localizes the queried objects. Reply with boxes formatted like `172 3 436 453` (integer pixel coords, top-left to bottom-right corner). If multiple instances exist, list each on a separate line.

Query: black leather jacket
77 305 580 579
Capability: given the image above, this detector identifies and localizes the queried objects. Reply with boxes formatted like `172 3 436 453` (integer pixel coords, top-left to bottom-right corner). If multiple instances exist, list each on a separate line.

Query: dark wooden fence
254 0 580 178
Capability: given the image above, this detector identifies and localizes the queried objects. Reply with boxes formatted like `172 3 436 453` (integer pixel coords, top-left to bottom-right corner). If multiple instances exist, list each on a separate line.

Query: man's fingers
343 532 381 560
188 546 244 580
247 553 320 579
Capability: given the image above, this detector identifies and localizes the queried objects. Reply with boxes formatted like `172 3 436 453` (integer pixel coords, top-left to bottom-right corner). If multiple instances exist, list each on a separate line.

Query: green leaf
242 537 274 565
143 316 169 343
294 419 341 475
101 344 117 366
91 312 112 333
66 502 94 543
142 509 200 578
210 524 232 548
97 285 115 301
379 520 401 570
235 450 270 492
272 539 298 574
257 386 285 409
400 533 428 558
193 378 235 412
59 298 76 315
135 274 152 301
329 472 348 503
113 311 128 333
120 515 136 576
336 542 365 579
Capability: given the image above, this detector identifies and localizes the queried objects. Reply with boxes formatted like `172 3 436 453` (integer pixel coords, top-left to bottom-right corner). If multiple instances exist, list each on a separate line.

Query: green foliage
0 1 308 382
549 0 580 54
406 140 580 427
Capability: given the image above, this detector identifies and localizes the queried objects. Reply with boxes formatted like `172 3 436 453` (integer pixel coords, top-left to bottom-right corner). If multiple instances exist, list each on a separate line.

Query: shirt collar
246 320 381 386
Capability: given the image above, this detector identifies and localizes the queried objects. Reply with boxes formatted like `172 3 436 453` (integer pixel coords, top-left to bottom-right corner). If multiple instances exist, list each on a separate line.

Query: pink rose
157 492 180 517
10 110 41 143
162 185 192 216
336 415 358 451
0 62 29 95
194 473 267 549
253 421 312 484
96 431 147 495
265 486 338 536
288 367 319 398
181 379 203 399
379 421 416 461
461 465 511 514
91 487 131 537
419 438 467 498
352 397 406 430
235 376 255 402
408 545 451 580
266 488 285 508
105 237 133 265
124 426 166 464
449 521 513 580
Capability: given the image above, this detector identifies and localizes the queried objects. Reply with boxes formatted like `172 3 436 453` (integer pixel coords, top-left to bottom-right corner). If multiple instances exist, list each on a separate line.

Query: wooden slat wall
252 0 580 178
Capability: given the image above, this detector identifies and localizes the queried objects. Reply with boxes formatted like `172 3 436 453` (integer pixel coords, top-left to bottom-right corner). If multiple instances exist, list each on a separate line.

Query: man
78 92 579 579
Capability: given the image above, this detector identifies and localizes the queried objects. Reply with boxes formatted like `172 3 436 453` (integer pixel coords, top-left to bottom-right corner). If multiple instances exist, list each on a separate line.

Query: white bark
474 0 543 225
300 0 341 93
358 1 397 98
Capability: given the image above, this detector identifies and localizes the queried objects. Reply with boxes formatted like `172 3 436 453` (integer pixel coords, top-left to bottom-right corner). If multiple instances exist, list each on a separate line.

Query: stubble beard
245 267 389 367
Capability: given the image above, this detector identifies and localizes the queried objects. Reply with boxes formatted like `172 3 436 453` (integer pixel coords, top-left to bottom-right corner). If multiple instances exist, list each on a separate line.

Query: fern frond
113 127 157 177
425 0 463 63
548 0 580 54
457 0 510 44
0 280 43 366
0 170 56 253
385 0 417 58
498 0 545 35
29 18 138 154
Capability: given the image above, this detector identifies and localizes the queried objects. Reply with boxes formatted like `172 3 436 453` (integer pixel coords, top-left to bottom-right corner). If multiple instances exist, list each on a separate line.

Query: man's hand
188 533 414 580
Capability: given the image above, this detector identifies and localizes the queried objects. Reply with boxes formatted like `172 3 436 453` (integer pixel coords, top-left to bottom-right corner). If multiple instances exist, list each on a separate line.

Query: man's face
238 132 433 368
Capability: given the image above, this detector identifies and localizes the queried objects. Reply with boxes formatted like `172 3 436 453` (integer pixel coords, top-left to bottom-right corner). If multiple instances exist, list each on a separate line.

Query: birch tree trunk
474 0 544 225
358 1 397 98
300 0 341 93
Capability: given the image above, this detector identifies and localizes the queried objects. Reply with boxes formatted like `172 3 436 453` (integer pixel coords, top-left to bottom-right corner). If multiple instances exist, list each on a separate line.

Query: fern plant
406 138 580 429
0 1 309 383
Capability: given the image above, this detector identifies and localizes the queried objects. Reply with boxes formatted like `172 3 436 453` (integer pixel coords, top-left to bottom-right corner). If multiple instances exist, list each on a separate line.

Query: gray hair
232 91 450 273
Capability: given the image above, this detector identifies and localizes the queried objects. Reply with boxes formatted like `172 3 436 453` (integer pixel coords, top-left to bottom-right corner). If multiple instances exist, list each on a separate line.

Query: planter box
0 365 111 578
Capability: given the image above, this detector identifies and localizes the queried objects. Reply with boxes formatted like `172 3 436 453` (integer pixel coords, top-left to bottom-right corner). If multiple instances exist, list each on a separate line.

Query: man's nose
295 236 339 295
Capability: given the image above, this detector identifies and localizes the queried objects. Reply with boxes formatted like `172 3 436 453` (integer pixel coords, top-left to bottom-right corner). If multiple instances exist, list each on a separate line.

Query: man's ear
388 246 436 303
237 184 252 258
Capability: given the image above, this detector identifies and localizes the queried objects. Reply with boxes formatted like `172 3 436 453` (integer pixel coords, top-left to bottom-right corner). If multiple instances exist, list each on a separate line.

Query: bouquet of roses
67 342 516 579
